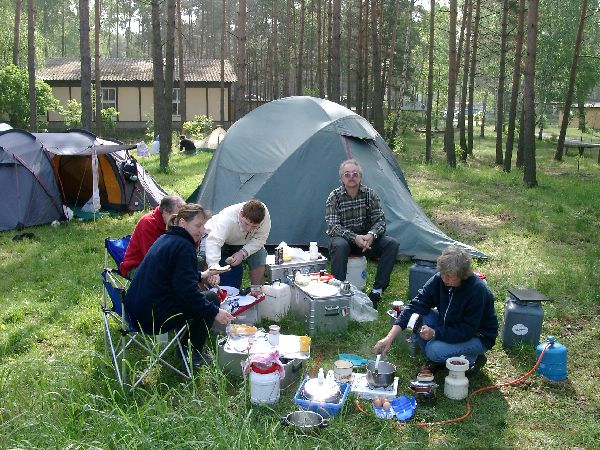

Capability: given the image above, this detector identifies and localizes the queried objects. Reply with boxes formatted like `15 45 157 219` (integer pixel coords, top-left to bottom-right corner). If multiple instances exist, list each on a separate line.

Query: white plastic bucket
258 282 291 320
346 255 367 290
250 365 280 404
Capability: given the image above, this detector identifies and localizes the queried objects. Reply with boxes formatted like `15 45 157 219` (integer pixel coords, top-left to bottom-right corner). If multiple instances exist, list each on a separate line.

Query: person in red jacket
120 195 185 278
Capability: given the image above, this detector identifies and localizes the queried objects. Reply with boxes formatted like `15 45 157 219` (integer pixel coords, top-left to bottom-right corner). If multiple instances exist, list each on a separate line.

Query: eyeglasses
343 171 360 178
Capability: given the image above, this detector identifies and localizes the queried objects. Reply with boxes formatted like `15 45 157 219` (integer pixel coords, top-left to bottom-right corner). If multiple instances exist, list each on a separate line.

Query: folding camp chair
102 238 191 388
104 235 131 272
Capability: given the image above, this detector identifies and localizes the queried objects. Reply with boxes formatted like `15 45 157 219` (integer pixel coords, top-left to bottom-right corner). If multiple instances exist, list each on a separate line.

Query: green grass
1 131 599 449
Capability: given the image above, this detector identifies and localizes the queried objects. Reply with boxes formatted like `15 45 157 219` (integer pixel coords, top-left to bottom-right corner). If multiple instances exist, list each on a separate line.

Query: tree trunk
13 0 22 66
522 0 539 187
385 0 401 117
27 0 36 131
79 0 92 131
95 0 102 136
162 0 176 169
516 101 524 167
504 0 525 172
362 0 369 117
317 0 324 97
480 91 487 137
220 0 225 123
459 0 472 159
345 1 353 108
234 0 247 120
356 0 364 116
495 0 509 165
330 0 341 103
425 0 435 163
272 0 280 99
390 0 415 140
282 0 292 97
467 0 481 156
370 0 383 135
327 0 333 98
577 100 586 132
555 0 588 161
296 0 305 95
177 0 186 129
151 0 165 161
454 0 468 126
444 0 458 167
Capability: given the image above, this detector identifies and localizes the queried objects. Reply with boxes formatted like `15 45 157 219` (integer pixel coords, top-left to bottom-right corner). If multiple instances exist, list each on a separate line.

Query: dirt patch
432 211 508 241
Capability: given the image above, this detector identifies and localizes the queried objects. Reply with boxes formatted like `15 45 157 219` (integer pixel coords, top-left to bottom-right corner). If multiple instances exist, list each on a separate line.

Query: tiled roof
39 57 237 83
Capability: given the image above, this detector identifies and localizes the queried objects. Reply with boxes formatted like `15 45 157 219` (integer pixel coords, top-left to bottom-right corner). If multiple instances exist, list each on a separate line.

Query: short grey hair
338 159 363 178
160 195 185 214
436 245 473 280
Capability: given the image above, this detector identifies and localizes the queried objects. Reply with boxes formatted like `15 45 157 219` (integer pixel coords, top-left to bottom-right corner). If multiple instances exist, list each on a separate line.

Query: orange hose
355 343 552 427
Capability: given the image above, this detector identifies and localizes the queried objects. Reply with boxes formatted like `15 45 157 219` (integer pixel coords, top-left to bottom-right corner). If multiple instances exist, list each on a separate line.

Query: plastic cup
299 335 311 353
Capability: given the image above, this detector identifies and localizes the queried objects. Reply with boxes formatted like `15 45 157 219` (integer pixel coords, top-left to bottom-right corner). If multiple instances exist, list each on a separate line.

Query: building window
172 88 180 116
101 87 116 110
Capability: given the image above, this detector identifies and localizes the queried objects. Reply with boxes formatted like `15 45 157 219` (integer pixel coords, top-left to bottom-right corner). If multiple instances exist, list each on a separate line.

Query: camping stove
350 373 399 400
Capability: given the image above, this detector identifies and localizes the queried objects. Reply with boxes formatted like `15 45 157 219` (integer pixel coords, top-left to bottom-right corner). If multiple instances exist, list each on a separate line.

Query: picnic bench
563 140 600 157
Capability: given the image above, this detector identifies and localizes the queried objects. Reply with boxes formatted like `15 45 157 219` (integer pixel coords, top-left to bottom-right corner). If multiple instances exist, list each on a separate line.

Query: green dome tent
188 96 486 259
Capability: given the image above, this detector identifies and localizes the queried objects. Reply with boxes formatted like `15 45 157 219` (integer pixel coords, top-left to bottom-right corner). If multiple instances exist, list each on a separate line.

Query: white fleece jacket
204 202 271 266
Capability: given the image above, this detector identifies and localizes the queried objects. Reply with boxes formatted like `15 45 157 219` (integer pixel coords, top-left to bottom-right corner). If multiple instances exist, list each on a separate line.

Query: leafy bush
385 111 425 139
60 99 82 129
144 114 155 141
0 64 59 129
100 107 119 133
182 114 213 139
392 135 407 154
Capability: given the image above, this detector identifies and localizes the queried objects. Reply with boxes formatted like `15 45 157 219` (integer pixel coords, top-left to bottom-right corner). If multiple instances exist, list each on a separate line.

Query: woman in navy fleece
374 246 498 376
126 203 234 367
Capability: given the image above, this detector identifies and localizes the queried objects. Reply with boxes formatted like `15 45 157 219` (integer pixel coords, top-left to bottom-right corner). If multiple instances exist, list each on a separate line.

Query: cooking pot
366 360 396 388
281 410 329 433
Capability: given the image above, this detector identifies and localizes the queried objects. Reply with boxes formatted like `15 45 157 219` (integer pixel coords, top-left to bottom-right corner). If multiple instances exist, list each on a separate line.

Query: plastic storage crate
293 379 351 417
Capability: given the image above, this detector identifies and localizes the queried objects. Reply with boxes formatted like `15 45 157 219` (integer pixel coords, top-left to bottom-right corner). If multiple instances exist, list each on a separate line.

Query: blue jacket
125 226 219 333
395 273 498 349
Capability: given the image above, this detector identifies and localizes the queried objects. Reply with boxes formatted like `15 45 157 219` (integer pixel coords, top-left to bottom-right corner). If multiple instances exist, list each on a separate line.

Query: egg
372 397 383 408
382 401 391 410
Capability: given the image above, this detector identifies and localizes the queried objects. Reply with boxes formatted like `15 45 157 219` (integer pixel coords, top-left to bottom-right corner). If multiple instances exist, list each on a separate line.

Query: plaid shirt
325 184 386 242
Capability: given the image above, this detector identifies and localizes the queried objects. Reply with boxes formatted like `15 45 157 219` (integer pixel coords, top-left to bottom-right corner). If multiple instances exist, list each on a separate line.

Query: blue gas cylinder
536 336 567 381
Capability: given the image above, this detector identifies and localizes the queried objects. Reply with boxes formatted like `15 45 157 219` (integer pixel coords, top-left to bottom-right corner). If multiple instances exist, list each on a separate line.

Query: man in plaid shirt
325 159 399 309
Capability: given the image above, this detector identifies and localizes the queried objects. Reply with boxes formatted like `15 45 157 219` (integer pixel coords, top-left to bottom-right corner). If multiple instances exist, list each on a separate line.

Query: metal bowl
366 360 396 388
281 410 329 433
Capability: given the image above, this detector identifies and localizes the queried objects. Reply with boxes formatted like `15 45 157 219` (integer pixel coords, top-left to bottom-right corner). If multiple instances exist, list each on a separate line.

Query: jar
268 325 280 346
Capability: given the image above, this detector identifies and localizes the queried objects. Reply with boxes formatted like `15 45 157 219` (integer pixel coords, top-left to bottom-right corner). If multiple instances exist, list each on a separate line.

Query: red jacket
120 206 166 276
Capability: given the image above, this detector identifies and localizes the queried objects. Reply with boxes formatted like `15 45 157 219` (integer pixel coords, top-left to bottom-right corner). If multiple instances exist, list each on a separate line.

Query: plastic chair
102 237 192 388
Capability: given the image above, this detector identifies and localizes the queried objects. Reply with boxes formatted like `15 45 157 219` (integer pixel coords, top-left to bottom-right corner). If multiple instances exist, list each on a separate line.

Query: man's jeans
329 235 399 291
415 310 487 365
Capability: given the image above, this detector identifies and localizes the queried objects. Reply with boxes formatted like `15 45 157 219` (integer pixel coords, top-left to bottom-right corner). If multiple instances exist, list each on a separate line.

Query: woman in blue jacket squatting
126 203 234 367
374 245 498 376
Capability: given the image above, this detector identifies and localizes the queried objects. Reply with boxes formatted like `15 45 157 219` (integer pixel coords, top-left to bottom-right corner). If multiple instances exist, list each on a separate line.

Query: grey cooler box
265 254 327 283
291 282 351 336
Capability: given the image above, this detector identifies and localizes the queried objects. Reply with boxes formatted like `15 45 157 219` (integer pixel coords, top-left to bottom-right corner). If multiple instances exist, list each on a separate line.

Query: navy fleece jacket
395 273 498 349
125 226 219 333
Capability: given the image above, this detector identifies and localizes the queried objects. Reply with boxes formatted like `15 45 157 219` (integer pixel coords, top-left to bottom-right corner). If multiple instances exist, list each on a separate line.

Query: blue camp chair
102 237 191 388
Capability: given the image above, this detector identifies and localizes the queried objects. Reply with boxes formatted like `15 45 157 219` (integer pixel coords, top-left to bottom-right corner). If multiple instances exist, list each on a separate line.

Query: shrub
182 115 213 139
0 64 59 129
60 99 82 129
100 107 119 134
